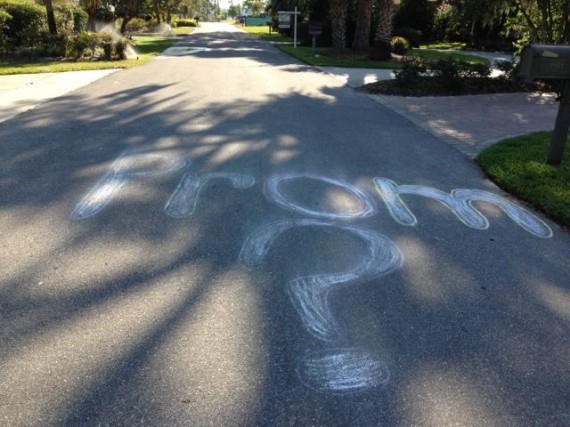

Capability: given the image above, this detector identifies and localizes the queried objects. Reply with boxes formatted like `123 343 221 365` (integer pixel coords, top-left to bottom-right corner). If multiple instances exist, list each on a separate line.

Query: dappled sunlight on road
398 363 514 426
0 22 568 426
535 281 570 323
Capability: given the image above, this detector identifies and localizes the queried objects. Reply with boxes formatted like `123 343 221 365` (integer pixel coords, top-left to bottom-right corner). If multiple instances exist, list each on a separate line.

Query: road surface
0 23 569 426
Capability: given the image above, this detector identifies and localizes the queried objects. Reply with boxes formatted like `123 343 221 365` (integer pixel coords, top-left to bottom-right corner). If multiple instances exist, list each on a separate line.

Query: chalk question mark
240 174 404 393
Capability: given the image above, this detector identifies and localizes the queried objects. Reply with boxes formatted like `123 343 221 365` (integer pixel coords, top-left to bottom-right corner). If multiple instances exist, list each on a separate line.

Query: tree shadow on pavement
0 29 569 427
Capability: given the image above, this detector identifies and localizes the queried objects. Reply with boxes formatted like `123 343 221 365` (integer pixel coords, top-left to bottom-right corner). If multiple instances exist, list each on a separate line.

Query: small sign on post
277 12 290 29
277 8 300 48
308 22 323 57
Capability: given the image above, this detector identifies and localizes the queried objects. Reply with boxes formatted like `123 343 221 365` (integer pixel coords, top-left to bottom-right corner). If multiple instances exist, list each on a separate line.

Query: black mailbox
518 44 570 165
519 44 570 82
308 24 323 37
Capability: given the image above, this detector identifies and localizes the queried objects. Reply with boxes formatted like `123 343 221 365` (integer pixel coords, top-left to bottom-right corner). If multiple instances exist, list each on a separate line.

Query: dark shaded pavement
0 23 568 426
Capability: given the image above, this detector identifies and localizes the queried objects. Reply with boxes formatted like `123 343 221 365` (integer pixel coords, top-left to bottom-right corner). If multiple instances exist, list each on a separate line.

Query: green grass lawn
419 42 467 50
477 132 570 228
0 36 180 75
410 48 488 65
240 25 489 68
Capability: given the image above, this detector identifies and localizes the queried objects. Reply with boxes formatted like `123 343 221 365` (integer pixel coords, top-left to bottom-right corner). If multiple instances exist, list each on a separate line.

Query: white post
293 7 298 48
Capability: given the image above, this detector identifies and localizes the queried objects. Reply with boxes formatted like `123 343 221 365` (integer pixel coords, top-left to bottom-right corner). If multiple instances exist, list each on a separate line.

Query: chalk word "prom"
72 154 553 240
71 153 554 394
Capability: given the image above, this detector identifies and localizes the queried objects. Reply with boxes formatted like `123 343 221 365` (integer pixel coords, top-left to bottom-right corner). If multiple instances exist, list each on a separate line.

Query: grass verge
477 132 570 228
0 36 179 75
419 42 467 50
240 25 488 68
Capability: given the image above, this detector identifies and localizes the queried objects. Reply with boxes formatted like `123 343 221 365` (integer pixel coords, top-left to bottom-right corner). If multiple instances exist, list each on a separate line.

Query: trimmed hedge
55 3 88 33
0 0 46 52
175 18 197 27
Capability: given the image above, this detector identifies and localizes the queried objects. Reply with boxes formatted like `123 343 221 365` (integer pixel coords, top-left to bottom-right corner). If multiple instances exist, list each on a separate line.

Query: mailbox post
519 44 570 165
308 23 323 57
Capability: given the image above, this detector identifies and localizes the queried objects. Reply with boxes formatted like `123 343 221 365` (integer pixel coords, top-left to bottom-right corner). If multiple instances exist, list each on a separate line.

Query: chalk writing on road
264 174 377 219
71 150 186 220
239 219 403 393
70 151 554 394
374 178 553 238
164 172 255 218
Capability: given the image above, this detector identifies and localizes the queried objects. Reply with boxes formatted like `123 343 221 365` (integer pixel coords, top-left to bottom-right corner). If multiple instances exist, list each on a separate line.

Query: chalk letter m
373 178 552 238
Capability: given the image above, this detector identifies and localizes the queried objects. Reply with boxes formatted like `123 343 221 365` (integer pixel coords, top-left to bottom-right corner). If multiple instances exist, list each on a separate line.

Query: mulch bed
359 76 553 97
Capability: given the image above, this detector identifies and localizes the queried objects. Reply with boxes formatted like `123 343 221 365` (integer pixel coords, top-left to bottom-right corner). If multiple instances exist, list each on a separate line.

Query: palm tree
352 0 373 51
370 0 393 60
330 0 349 50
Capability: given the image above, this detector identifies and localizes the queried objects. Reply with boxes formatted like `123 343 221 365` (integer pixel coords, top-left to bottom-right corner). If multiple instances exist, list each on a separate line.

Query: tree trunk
352 0 373 51
330 0 349 50
154 0 162 24
45 0 57 35
88 15 97 32
370 0 393 60
120 16 132 34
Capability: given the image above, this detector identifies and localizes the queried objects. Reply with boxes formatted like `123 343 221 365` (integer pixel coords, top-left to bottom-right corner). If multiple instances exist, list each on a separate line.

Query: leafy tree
79 0 99 31
112 0 148 33
394 0 434 37
228 3 240 16
509 0 570 46
244 0 265 15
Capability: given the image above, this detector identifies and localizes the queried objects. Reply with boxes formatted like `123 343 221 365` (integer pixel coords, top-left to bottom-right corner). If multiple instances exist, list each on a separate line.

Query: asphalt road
0 23 569 426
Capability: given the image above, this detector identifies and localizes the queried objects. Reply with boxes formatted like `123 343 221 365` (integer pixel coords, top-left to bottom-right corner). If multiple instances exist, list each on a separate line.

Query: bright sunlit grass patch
477 132 570 228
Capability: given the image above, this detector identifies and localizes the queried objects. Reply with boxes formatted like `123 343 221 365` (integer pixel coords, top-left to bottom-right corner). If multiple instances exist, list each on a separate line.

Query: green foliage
432 1 460 41
390 36 410 55
0 0 46 51
55 3 88 32
115 37 130 59
0 9 11 54
394 0 434 39
394 57 427 85
175 18 197 27
62 31 132 60
395 56 492 91
243 0 265 15
477 132 570 228
0 36 177 74
125 17 150 32
506 0 570 48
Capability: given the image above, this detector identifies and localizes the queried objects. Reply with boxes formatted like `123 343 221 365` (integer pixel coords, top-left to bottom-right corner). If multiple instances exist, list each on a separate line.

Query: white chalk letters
374 178 553 238
71 151 554 395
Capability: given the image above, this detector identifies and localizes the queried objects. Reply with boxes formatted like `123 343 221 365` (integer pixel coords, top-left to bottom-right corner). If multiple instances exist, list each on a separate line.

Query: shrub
0 0 46 51
175 18 197 27
430 58 462 90
393 27 422 48
432 2 460 41
461 62 491 79
391 36 410 55
68 31 90 58
496 59 518 81
125 17 148 32
115 36 132 59
98 31 114 60
55 3 88 33
0 9 11 54
395 57 427 86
